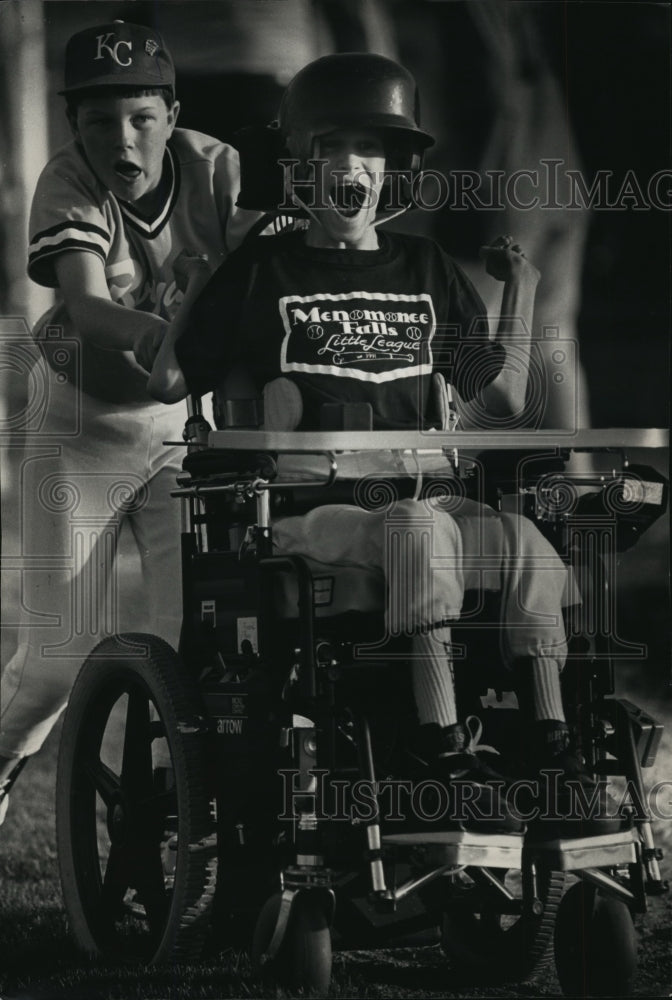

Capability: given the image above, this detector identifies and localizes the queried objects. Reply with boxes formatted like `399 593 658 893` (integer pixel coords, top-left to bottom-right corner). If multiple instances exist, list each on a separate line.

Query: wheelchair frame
55 414 669 995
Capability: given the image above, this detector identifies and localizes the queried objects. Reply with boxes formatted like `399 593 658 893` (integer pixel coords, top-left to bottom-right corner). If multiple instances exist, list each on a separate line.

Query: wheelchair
54 388 669 997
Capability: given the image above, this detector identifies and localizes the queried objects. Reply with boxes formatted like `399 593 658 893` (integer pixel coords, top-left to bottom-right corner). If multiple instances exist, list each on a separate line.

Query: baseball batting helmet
278 53 434 163
235 53 433 214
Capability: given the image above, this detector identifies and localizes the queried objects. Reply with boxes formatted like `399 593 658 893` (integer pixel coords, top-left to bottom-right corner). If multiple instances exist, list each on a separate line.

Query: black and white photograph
0 1 670 997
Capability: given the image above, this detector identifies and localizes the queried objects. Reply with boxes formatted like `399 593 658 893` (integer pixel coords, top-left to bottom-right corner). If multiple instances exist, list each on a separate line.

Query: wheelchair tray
381 829 524 867
207 427 669 452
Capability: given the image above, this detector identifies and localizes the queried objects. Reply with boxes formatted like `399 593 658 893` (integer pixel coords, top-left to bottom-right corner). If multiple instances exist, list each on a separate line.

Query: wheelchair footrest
525 830 638 870
382 829 524 867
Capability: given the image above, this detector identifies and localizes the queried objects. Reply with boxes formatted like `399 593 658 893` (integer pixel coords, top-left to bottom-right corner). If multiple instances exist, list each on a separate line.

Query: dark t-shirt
176 229 504 429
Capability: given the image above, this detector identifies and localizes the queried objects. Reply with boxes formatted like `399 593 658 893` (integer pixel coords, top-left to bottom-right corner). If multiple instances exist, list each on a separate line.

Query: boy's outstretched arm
147 253 213 403
55 251 169 363
55 248 210 404
147 316 189 403
478 236 541 417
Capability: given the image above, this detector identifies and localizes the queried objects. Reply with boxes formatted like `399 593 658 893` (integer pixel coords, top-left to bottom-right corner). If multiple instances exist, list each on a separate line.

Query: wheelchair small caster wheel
554 881 637 996
252 891 332 994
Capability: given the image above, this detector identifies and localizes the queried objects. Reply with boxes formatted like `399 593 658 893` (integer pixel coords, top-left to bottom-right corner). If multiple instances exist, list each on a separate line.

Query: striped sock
531 659 566 723
410 627 458 728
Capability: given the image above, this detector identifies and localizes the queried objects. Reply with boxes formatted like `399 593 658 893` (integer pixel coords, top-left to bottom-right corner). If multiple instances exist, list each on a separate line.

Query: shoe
405 716 525 834
526 721 628 839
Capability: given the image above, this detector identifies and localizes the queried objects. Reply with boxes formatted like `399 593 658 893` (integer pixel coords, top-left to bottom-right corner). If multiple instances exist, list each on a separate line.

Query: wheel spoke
83 758 121 806
121 687 154 800
101 831 168 926
137 788 177 830
133 840 170 928
101 842 133 915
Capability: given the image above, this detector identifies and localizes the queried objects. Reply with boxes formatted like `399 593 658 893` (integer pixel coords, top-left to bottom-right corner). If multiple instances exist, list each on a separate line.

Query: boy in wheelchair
149 53 624 838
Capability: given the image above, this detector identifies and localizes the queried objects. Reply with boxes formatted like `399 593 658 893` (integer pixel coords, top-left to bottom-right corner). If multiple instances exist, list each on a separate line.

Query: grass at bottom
1 715 670 999
0 945 564 1000
0 720 555 1000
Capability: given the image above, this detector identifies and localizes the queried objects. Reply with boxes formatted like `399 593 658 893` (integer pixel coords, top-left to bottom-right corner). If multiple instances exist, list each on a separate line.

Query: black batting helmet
235 53 433 214
278 52 434 162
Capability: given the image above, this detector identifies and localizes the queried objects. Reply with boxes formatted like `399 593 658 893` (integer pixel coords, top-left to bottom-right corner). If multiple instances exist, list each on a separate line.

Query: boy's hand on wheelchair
172 249 211 295
133 318 169 373
479 235 540 283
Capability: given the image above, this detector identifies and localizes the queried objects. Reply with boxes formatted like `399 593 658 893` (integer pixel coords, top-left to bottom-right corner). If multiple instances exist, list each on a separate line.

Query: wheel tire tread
56 633 215 964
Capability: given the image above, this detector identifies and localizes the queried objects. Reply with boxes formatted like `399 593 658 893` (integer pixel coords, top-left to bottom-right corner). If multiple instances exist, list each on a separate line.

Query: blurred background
0 0 670 840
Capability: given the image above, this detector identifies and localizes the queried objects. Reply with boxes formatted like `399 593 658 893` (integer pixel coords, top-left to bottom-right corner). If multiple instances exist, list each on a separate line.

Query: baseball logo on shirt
279 291 436 384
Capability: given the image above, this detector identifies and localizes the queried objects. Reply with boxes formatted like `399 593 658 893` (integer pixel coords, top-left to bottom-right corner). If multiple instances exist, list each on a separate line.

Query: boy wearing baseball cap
0 21 258 818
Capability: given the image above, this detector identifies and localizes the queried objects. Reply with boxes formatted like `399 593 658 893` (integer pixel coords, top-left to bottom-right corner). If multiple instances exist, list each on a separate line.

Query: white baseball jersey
28 128 257 402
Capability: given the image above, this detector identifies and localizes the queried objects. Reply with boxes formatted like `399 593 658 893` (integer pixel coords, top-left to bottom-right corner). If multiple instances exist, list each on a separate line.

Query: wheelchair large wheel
554 881 637 996
56 633 216 964
441 862 565 982
251 891 333 994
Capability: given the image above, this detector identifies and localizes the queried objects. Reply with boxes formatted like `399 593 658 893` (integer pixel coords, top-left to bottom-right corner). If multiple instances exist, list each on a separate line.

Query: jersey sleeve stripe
30 219 111 243
29 224 110 257
28 242 107 287
29 238 107 264
28 229 110 284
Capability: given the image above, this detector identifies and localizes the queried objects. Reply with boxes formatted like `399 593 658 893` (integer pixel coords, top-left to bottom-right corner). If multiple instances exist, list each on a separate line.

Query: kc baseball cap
59 21 175 95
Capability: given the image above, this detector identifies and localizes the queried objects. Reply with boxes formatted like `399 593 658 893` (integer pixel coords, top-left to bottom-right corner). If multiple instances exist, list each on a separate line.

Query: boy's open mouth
114 160 142 182
329 181 370 218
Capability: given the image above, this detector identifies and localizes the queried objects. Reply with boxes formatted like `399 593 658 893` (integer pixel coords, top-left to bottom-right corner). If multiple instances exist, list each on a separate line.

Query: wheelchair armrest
574 463 668 552
182 448 278 480
212 363 264 430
